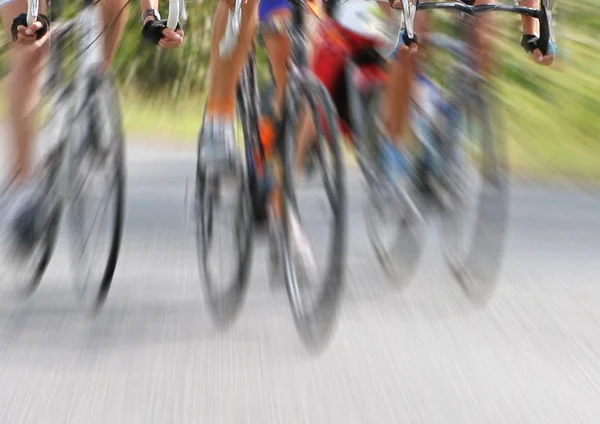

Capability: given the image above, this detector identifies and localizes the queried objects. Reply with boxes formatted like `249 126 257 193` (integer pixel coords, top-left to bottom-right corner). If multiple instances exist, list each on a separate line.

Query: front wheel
357 89 427 284
68 73 125 312
439 84 509 302
280 79 347 350
195 111 254 328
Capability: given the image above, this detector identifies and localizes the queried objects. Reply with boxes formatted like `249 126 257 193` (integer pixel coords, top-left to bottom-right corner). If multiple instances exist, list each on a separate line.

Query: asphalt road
1 146 600 423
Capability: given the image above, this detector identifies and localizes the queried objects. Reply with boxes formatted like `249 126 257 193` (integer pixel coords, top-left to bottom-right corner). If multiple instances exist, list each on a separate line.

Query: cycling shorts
259 0 292 22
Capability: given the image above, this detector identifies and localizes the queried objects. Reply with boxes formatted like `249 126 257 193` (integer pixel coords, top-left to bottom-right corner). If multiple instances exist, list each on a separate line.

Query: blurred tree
113 0 218 97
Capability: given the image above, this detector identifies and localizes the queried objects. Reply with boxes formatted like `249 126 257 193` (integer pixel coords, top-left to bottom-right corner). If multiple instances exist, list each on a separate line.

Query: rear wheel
247 81 276 225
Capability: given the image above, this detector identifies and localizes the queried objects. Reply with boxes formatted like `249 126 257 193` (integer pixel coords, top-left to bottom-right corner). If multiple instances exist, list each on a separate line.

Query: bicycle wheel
439 75 509 302
280 78 347 350
0 195 61 298
0 109 67 297
355 87 427 283
195 67 255 327
68 73 125 311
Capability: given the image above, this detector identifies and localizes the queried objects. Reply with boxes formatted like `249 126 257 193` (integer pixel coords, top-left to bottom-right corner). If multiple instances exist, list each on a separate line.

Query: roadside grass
499 29 600 181
120 88 204 145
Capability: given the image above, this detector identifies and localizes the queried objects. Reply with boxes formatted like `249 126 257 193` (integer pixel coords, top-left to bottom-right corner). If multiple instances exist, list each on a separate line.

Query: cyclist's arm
518 0 539 36
518 0 554 65
140 0 160 24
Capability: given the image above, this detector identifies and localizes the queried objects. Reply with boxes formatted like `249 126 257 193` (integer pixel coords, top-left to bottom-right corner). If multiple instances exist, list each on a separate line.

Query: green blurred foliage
113 0 217 97
494 0 600 177
0 0 598 177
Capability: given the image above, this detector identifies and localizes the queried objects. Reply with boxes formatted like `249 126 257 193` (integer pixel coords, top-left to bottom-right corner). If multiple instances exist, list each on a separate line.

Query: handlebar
167 0 188 30
26 0 38 26
537 0 553 55
26 0 187 32
394 0 555 56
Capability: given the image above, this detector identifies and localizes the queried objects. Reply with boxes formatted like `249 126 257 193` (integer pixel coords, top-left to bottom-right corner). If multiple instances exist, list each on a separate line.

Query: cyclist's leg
473 0 496 78
201 0 259 167
99 0 130 72
383 11 429 147
258 4 292 159
210 0 259 114
0 0 48 185
260 3 292 118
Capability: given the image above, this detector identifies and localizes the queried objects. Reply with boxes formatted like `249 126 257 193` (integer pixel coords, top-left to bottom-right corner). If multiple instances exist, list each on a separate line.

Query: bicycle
349 0 555 300
0 0 187 310
195 0 347 350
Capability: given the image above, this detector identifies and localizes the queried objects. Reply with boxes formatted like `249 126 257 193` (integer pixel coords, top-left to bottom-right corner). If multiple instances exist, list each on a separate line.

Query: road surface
1 146 599 423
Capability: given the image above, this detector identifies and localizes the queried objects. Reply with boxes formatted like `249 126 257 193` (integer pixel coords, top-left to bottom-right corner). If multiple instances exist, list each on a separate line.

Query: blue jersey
259 0 292 22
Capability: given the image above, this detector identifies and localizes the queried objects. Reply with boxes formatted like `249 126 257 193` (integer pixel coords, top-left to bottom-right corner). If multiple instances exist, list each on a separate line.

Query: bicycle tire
6 111 69 297
195 59 255 327
356 88 426 283
280 78 347 350
21 205 62 297
68 72 125 312
1 199 62 297
438 80 509 302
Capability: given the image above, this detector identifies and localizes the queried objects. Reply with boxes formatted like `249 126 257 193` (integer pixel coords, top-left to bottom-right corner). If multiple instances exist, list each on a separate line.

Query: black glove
402 30 419 48
521 33 557 57
142 19 181 45
11 13 50 42
520 34 540 54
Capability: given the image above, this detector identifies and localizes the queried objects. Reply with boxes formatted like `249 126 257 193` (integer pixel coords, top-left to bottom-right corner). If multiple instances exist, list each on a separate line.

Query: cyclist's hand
395 30 419 56
142 19 184 47
531 47 554 66
521 34 555 66
159 28 184 49
11 14 50 45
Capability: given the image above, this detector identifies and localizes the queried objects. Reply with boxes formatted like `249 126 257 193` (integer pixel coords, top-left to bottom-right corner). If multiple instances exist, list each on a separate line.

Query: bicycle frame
280 0 328 145
39 1 105 212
